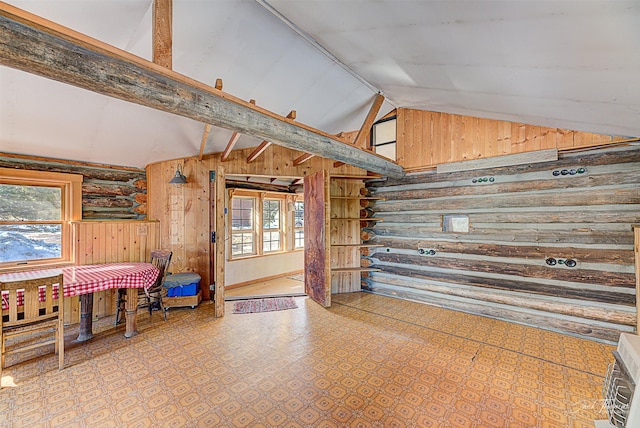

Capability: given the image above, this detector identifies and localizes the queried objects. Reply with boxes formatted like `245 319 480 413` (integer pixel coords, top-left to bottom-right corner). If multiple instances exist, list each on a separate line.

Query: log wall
365 144 640 343
396 109 628 170
0 154 148 219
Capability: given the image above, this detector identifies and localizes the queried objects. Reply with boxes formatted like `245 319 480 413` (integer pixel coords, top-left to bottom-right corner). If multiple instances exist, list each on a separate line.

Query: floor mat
232 296 298 314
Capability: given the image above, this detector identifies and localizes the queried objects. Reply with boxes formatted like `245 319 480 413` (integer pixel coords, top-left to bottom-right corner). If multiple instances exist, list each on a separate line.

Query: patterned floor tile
0 292 615 427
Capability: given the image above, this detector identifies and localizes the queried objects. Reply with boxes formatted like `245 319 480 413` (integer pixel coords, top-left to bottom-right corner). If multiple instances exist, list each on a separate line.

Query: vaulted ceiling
1 1 638 169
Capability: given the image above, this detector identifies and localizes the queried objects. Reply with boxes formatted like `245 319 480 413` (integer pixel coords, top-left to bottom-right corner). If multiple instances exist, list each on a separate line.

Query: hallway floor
225 274 305 300
1 292 613 427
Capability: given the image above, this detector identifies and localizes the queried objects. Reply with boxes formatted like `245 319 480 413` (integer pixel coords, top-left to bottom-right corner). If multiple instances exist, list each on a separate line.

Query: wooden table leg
77 293 94 342
124 288 138 338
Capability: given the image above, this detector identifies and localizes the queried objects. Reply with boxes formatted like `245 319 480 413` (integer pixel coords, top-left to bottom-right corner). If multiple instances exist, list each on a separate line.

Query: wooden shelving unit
328 174 383 294
303 171 383 307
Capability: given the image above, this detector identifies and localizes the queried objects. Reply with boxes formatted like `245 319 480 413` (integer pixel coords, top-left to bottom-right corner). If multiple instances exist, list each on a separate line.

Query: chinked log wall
0 155 147 219
365 145 640 343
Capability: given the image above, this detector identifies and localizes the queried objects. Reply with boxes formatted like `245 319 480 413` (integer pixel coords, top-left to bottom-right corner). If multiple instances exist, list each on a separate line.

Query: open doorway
222 174 306 300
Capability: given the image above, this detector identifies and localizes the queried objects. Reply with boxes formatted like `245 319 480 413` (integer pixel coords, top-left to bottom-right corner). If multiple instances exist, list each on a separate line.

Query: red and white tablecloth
1 262 159 310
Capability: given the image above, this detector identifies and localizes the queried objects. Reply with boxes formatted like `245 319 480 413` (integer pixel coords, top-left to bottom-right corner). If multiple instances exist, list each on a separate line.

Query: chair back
149 250 172 292
1 273 65 374
1 273 64 328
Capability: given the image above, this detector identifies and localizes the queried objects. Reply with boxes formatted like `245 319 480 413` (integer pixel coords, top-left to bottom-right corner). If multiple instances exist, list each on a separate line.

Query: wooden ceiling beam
247 140 272 163
0 3 404 178
293 152 315 166
152 0 172 69
226 179 291 193
199 124 212 160
220 131 241 161
353 93 384 149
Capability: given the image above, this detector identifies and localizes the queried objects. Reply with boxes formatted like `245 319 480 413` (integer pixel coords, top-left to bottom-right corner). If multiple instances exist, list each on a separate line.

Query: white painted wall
225 251 304 287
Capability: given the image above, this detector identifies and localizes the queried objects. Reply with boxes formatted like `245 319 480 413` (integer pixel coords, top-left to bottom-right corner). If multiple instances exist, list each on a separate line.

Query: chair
1 274 64 382
115 250 172 325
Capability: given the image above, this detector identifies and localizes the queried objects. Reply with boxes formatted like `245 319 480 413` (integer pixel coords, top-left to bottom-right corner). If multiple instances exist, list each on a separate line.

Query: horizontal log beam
372 147 640 188
373 252 636 287
371 237 635 265
369 273 635 325
371 265 635 306
367 283 625 343
0 4 404 178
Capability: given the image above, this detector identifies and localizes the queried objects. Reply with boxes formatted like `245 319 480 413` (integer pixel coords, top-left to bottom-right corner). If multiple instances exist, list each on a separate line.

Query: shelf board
331 244 383 248
330 217 384 221
330 174 383 180
331 267 381 273
330 196 385 200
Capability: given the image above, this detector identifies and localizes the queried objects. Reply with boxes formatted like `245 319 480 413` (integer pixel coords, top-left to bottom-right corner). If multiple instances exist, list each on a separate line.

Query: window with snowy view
0 184 63 264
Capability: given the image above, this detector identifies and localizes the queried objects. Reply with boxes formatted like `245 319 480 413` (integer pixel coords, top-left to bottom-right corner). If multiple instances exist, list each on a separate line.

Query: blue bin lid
164 272 201 288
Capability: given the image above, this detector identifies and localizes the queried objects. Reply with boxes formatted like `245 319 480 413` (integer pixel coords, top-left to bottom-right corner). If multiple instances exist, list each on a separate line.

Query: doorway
221 174 306 301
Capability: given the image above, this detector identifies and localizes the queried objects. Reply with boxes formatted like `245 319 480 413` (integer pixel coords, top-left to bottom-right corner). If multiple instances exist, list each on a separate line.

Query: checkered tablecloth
1 262 159 310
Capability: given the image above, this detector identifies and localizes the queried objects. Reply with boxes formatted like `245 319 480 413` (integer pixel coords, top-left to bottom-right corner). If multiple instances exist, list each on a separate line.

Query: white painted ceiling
1 0 639 169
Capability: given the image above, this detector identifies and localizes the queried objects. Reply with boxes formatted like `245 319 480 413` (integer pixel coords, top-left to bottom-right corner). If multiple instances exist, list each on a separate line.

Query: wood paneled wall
146 144 365 292
396 109 628 170
365 145 640 343
64 220 160 323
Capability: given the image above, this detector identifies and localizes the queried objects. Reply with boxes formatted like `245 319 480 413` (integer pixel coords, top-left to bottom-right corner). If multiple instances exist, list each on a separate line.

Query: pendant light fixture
169 164 187 184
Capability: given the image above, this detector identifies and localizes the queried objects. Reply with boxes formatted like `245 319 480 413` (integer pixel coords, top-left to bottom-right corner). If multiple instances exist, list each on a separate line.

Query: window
294 201 304 248
371 116 396 161
228 190 300 259
263 199 281 252
231 197 255 256
0 168 82 268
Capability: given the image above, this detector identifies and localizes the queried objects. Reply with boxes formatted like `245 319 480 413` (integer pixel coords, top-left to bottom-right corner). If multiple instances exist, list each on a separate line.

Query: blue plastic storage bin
164 273 201 297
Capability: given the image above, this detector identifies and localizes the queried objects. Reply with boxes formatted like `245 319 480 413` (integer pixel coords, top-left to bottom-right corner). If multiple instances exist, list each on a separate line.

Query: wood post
634 225 640 334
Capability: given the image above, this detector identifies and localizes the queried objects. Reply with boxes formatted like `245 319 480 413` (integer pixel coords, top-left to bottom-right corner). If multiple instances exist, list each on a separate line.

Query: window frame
0 167 82 271
370 115 397 161
262 198 283 253
293 199 304 249
230 195 257 257
227 189 299 260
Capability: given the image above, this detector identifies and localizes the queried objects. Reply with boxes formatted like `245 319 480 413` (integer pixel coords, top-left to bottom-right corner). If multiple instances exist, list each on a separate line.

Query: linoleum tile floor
0 292 614 427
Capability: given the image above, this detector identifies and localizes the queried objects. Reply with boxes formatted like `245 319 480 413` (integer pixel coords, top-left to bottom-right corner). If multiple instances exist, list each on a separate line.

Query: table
0 262 159 340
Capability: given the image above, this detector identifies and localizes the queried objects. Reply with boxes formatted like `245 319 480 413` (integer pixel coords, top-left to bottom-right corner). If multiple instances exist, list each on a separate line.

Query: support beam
247 140 272 163
152 0 172 68
221 132 241 162
293 153 315 166
353 93 384 149
0 4 404 178
199 124 212 160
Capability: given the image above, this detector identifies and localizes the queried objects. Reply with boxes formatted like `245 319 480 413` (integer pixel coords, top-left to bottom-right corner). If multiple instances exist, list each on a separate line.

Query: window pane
295 230 304 248
232 198 253 231
0 224 62 263
0 184 62 221
294 202 304 227
231 232 254 255
263 231 281 252
263 200 280 229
